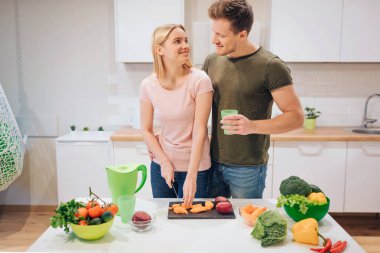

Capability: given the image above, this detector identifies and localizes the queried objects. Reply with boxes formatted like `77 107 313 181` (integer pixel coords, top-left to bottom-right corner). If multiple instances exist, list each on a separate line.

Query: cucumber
101 211 114 223
88 217 102 225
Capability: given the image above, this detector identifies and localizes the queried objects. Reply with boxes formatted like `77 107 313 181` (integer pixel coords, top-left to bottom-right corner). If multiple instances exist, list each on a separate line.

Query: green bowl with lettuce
276 176 330 222
282 196 329 222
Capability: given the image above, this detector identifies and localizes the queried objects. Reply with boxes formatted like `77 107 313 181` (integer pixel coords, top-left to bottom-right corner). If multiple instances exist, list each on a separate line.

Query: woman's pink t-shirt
140 68 213 172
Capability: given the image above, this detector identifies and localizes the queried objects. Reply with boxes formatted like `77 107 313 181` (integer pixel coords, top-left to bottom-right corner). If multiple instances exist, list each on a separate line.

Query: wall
0 0 379 205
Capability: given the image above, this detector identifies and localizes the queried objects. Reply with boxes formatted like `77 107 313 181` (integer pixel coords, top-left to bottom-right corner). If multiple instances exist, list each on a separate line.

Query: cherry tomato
88 205 103 218
104 204 119 215
86 200 99 209
75 207 88 219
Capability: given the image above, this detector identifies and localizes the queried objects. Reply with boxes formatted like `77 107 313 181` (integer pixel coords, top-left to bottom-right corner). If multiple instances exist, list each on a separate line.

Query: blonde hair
151 24 192 81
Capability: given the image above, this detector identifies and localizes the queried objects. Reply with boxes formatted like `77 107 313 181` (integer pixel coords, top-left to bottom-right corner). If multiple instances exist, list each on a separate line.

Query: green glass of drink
220 109 238 135
118 194 136 224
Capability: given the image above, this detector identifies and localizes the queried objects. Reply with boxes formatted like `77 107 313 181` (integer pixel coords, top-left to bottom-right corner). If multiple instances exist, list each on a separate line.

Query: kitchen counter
28 198 365 253
111 127 380 141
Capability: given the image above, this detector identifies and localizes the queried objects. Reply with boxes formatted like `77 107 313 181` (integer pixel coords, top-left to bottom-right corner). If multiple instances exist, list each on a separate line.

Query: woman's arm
140 100 174 188
183 91 213 206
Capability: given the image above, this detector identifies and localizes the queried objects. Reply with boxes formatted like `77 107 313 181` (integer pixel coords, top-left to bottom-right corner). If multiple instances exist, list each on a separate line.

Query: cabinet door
345 142 380 212
270 0 343 62
340 0 380 62
56 142 112 203
113 141 152 198
272 141 346 212
115 0 184 62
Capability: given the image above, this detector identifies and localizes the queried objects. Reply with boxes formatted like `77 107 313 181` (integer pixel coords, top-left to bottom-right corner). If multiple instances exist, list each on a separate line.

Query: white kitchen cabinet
114 0 184 62
340 0 380 62
113 141 152 198
344 141 380 212
270 0 343 62
56 132 113 203
272 141 347 212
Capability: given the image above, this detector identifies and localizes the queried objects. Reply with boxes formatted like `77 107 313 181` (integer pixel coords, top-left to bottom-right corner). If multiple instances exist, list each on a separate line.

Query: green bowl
284 197 330 222
70 218 114 240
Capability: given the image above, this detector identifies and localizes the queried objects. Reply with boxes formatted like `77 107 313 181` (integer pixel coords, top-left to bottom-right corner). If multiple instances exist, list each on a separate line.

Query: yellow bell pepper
308 192 327 204
292 218 319 245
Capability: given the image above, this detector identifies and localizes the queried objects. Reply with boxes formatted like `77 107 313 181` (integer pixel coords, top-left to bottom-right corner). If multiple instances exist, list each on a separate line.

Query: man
203 0 304 198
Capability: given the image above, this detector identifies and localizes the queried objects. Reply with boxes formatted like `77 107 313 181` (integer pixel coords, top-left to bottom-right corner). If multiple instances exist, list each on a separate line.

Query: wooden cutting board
167 201 236 219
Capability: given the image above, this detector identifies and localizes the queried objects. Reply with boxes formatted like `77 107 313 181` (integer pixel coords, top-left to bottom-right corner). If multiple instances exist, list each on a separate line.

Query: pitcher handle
135 164 147 193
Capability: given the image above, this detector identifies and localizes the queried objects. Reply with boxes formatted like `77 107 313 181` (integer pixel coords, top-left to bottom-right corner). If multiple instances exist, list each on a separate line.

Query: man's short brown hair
208 0 254 34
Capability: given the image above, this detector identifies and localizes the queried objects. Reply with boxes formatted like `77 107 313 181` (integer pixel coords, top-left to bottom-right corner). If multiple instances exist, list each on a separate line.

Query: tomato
75 207 88 219
104 204 118 215
78 220 88 226
86 200 99 209
88 205 103 219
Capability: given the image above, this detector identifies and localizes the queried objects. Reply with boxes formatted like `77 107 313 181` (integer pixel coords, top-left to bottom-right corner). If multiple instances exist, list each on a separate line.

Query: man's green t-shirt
202 47 293 166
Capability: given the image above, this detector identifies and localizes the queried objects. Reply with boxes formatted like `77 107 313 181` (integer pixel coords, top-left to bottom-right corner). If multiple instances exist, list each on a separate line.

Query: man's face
211 18 240 56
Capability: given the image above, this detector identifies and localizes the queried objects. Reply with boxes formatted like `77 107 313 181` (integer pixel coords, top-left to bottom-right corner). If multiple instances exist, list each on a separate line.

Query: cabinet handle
297 145 322 155
362 146 380 156
136 144 148 155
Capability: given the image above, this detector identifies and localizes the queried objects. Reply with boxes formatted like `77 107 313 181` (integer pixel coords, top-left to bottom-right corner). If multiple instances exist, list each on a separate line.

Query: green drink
220 109 238 135
118 194 136 223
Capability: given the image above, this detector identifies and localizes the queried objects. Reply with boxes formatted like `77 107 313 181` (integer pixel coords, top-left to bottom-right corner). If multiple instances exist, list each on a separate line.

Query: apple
216 201 233 214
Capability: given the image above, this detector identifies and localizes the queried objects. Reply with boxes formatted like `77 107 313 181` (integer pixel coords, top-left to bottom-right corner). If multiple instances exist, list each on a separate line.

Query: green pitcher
106 163 147 212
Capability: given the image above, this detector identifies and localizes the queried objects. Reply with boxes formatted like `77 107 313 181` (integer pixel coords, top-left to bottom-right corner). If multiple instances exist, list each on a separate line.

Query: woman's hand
160 159 175 188
183 174 197 207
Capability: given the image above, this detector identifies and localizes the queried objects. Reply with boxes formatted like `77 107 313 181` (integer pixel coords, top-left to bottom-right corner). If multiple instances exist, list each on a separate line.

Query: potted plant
70 125 76 132
98 126 104 131
304 107 321 130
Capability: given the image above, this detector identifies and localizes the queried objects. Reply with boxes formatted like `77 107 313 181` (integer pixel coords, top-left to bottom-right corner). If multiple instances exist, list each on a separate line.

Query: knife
172 182 179 199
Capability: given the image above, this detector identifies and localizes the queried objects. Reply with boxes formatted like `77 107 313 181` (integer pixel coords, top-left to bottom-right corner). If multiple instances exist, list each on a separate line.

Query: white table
28 199 365 253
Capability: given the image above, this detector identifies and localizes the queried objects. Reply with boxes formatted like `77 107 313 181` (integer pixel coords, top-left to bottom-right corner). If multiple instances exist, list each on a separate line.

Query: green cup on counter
220 109 238 135
118 194 136 224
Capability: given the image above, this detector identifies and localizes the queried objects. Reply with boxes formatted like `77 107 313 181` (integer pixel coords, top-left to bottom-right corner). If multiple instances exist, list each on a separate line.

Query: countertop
28 198 365 253
110 127 380 142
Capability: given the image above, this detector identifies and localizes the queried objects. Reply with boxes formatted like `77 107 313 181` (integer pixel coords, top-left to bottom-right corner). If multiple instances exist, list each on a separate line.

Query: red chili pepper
329 241 347 253
319 238 332 253
331 240 342 249
309 238 332 253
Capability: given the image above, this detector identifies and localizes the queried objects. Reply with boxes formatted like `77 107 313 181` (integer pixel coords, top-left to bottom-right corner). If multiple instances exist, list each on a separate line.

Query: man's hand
160 160 175 188
182 175 197 207
221 114 255 135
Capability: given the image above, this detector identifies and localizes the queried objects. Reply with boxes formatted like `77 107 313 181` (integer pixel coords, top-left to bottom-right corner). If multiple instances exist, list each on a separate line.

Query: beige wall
0 0 379 205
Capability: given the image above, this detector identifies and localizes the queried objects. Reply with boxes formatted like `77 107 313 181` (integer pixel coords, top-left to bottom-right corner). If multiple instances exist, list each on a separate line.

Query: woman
140 24 213 206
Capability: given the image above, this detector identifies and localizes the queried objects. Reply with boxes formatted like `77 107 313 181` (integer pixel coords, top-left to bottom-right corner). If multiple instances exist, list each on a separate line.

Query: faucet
362 93 380 128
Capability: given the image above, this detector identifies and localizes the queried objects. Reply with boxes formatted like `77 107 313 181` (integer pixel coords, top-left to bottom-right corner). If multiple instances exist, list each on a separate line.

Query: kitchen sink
352 128 380 135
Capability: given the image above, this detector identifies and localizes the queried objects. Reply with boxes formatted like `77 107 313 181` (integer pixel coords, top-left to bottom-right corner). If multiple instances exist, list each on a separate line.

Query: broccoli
309 184 323 193
251 210 287 247
279 176 312 196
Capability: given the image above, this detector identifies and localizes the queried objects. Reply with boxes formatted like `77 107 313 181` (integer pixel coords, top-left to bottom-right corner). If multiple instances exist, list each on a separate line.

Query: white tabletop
28 198 365 253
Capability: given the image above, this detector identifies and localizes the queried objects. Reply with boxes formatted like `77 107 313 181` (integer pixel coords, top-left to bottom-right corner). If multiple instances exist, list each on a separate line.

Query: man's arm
221 84 304 135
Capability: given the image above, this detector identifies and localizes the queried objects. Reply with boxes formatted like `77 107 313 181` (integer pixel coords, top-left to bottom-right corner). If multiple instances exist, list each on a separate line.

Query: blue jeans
208 160 267 199
150 161 210 198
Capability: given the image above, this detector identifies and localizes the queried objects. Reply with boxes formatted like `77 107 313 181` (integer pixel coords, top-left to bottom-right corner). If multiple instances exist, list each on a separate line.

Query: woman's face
158 27 190 64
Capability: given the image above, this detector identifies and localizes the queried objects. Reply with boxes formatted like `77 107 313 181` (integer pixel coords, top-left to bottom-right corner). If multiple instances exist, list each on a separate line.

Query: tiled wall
109 62 380 128
288 63 380 127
